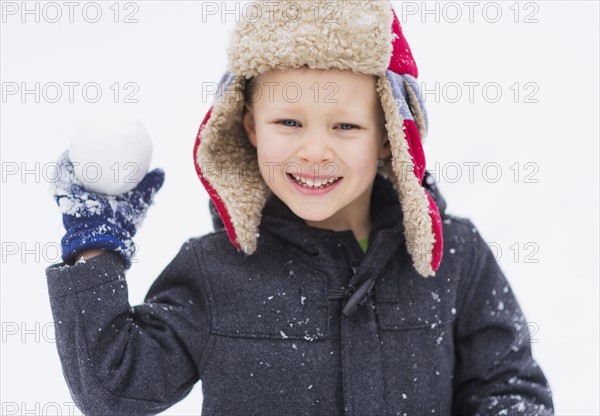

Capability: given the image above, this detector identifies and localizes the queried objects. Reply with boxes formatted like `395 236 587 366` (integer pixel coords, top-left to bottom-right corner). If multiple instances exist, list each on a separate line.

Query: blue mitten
53 151 165 268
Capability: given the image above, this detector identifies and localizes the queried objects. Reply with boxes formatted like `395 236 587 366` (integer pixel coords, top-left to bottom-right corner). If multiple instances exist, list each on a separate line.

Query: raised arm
46 151 207 415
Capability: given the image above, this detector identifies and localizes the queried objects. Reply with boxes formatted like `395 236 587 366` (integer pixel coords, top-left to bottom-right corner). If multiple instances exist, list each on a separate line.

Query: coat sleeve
45 239 210 416
451 221 554 415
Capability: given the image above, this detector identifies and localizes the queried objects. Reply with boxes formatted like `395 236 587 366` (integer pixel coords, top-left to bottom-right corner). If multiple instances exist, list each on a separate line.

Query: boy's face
243 68 390 237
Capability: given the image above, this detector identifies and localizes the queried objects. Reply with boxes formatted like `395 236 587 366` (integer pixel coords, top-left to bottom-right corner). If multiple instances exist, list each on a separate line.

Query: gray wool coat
45 173 554 416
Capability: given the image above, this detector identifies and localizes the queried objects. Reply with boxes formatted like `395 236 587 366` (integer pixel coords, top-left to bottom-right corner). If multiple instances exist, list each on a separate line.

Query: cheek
255 133 292 170
255 126 300 164
343 139 381 172
355 155 379 176
256 142 289 166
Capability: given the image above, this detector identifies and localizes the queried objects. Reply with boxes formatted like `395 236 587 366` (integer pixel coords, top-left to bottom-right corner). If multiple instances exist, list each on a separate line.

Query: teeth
291 175 340 189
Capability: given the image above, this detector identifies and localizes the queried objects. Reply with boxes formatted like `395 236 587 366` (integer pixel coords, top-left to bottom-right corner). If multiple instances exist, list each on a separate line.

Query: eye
336 123 358 130
278 119 301 127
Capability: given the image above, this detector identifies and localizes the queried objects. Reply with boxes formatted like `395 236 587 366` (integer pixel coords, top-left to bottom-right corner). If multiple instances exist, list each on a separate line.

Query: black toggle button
342 277 375 317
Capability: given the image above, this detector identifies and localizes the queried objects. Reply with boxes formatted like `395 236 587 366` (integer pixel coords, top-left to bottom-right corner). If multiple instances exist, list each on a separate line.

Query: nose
297 129 334 163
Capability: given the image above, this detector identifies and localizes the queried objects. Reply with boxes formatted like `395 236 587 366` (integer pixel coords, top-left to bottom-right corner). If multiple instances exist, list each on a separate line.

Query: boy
47 1 554 415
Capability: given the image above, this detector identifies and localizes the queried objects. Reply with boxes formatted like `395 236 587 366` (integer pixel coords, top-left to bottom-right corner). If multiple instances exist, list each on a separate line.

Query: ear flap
193 72 271 254
377 70 443 277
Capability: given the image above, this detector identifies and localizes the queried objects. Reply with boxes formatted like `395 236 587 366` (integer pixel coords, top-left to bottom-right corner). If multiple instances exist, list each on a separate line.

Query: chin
290 205 337 223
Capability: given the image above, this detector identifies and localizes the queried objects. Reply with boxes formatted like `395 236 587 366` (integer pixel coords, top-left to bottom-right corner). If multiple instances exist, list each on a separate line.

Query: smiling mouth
288 174 342 189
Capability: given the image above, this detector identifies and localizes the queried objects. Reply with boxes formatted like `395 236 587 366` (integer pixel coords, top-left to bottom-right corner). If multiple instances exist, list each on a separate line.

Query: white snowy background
1 1 598 414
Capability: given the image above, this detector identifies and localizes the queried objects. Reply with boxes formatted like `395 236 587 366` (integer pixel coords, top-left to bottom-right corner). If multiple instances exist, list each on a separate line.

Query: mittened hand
53 151 165 268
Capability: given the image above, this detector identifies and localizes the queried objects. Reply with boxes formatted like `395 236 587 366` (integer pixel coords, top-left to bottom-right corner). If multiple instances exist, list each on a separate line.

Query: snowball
69 112 153 195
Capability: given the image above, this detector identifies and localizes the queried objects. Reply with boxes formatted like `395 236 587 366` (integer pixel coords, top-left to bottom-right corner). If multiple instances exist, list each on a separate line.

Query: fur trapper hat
193 0 443 277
